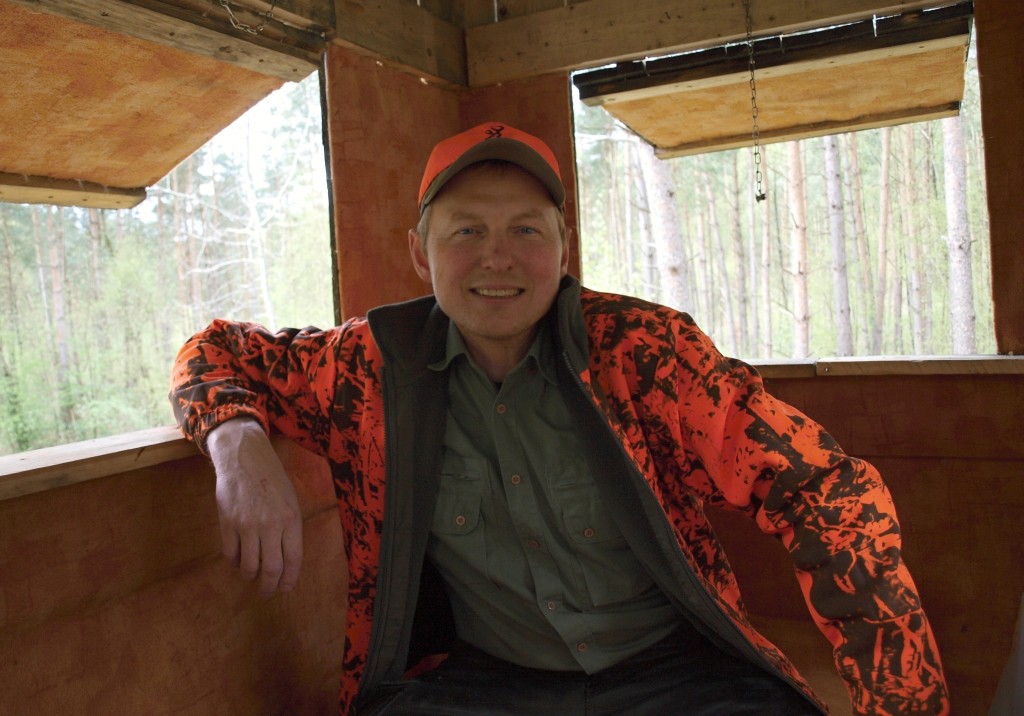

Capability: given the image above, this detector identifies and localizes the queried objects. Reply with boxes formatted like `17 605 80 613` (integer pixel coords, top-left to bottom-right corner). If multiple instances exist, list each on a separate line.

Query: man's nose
479 233 514 270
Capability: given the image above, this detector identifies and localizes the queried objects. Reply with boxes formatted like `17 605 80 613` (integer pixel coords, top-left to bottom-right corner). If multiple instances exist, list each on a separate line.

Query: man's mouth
472 288 522 298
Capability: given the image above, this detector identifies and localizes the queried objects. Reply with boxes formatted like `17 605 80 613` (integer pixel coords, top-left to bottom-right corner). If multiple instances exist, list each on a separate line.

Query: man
170 122 949 715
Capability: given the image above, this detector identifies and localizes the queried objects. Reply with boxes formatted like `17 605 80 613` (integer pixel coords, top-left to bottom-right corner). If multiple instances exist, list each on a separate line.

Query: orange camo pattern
170 288 949 716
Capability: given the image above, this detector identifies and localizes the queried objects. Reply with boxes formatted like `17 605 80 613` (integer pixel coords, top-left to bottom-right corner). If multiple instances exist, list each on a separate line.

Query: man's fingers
279 518 304 592
220 522 241 568
238 529 262 581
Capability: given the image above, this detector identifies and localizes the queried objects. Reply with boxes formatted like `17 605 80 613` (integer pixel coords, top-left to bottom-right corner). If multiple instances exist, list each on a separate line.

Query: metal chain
744 0 766 202
219 0 277 35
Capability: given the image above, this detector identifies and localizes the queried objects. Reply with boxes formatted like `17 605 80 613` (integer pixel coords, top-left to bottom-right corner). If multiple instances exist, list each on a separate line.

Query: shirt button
510 474 522 485
582 527 595 539
496 403 507 415
577 642 587 653
546 601 556 611
527 539 541 549
455 515 466 527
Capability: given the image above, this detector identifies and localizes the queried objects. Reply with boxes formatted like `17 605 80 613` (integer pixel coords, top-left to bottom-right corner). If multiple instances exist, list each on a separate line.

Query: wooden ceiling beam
331 0 467 86
0 173 146 210
4 0 324 81
466 0 956 86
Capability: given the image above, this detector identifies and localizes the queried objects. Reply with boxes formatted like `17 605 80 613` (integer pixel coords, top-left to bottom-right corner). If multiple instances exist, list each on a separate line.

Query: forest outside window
572 34 993 360
0 74 332 455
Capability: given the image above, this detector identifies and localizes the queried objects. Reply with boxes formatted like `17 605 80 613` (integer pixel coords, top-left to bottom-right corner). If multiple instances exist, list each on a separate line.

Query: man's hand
207 418 304 596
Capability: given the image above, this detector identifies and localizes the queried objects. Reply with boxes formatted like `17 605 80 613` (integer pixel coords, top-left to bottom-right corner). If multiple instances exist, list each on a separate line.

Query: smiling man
170 122 949 715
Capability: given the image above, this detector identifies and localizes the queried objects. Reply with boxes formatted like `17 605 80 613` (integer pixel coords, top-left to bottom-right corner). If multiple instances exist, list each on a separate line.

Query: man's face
408 163 569 367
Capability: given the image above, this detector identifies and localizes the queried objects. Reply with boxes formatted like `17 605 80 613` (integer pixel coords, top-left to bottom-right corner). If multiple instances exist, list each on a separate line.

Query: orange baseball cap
417 121 565 213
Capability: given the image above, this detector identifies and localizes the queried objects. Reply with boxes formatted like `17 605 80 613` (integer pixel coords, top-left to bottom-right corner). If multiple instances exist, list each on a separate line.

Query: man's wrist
207 416 265 453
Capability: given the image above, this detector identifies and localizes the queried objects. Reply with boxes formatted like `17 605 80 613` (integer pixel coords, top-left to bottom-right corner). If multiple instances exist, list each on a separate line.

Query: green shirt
427 322 680 673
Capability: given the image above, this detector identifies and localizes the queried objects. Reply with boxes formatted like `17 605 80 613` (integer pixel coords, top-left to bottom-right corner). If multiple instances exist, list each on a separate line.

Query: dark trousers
356 626 823 715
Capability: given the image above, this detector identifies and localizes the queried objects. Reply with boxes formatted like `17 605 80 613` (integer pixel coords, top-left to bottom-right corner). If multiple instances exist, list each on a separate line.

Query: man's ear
408 230 432 284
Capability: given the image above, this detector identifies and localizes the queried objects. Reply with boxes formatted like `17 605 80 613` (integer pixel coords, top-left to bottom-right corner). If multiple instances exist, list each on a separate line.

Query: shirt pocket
431 456 489 583
554 461 652 608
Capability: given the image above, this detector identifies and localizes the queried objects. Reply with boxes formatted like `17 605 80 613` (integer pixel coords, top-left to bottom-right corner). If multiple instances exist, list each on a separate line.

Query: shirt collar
428 321 559 386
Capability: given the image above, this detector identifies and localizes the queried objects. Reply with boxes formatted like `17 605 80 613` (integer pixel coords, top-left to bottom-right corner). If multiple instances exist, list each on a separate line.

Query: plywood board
0 1 288 193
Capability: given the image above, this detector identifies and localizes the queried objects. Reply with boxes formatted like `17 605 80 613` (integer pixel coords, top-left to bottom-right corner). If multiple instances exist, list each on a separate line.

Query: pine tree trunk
704 177 738 351
872 128 893 353
844 134 875 352
787 142 810 358
729 154 749 353
638 141 689 311
899 127 926 354
942 114 977 354
824 135 854 356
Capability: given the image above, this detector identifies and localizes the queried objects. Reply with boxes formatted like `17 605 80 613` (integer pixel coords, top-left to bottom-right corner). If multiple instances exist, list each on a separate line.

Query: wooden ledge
0 426 198 503
754 355 1024 379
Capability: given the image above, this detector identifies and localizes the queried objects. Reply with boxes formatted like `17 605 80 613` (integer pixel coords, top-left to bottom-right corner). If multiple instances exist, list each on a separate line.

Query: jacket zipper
561 350 827 714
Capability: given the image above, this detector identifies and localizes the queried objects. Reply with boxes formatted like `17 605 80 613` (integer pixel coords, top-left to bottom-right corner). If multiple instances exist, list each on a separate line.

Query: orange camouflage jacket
170 277 949 715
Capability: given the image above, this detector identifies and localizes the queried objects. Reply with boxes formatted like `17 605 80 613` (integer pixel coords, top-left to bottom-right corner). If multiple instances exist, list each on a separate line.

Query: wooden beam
814 355 1024 376
975 0 1024 354
0 172 147 210
0 426 195 502
331 0 466 86
655 103 960 158
5 0 323 81
466 0 955 86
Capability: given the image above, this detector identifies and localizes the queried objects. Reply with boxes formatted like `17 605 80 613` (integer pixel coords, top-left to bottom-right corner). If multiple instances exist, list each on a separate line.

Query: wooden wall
975 0 1024 353
1 373 1018 714
0 439 344 714
323 44 579 319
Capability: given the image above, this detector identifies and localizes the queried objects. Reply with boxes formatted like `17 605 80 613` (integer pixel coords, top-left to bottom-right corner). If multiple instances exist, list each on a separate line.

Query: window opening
572 33 993 360
0 72 331 454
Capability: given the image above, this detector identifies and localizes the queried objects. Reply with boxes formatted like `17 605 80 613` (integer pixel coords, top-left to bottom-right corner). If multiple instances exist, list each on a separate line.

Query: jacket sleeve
671 317 950 715
168 319 349 456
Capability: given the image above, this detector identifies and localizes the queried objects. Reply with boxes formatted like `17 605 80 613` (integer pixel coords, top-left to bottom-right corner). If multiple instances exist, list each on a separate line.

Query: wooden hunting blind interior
0 2 1021 714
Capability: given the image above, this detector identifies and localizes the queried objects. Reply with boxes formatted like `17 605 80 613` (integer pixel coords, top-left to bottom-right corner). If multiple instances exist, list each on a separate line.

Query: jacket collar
365 275 590 380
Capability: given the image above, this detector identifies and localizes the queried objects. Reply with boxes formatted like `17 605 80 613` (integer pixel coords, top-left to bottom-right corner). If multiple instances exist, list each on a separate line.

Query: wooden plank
0 426 197 501
749 360 818 380
466 0 953 86
976 0 1024 353
0 172 147 210
581 36 968 107
4 0 322 80
575 5 972 108
655 103 961 158
595 38 968 157
331 0 467 85
814 355 1024 376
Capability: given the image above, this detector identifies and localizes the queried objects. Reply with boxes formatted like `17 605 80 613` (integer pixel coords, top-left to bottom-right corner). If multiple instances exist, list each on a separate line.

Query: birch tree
942 114 976 354
638 140 689 311
787 141 810 358
823 135 854 355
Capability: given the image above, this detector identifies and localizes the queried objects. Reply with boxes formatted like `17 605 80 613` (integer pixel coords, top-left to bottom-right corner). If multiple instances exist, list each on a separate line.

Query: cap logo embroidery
485 125 505 139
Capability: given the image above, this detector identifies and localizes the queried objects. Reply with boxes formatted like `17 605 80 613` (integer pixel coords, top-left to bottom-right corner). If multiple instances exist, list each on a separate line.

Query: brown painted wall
1 375 1018 714
976 0 1024 353
324 44 580 320
0 439 343 714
